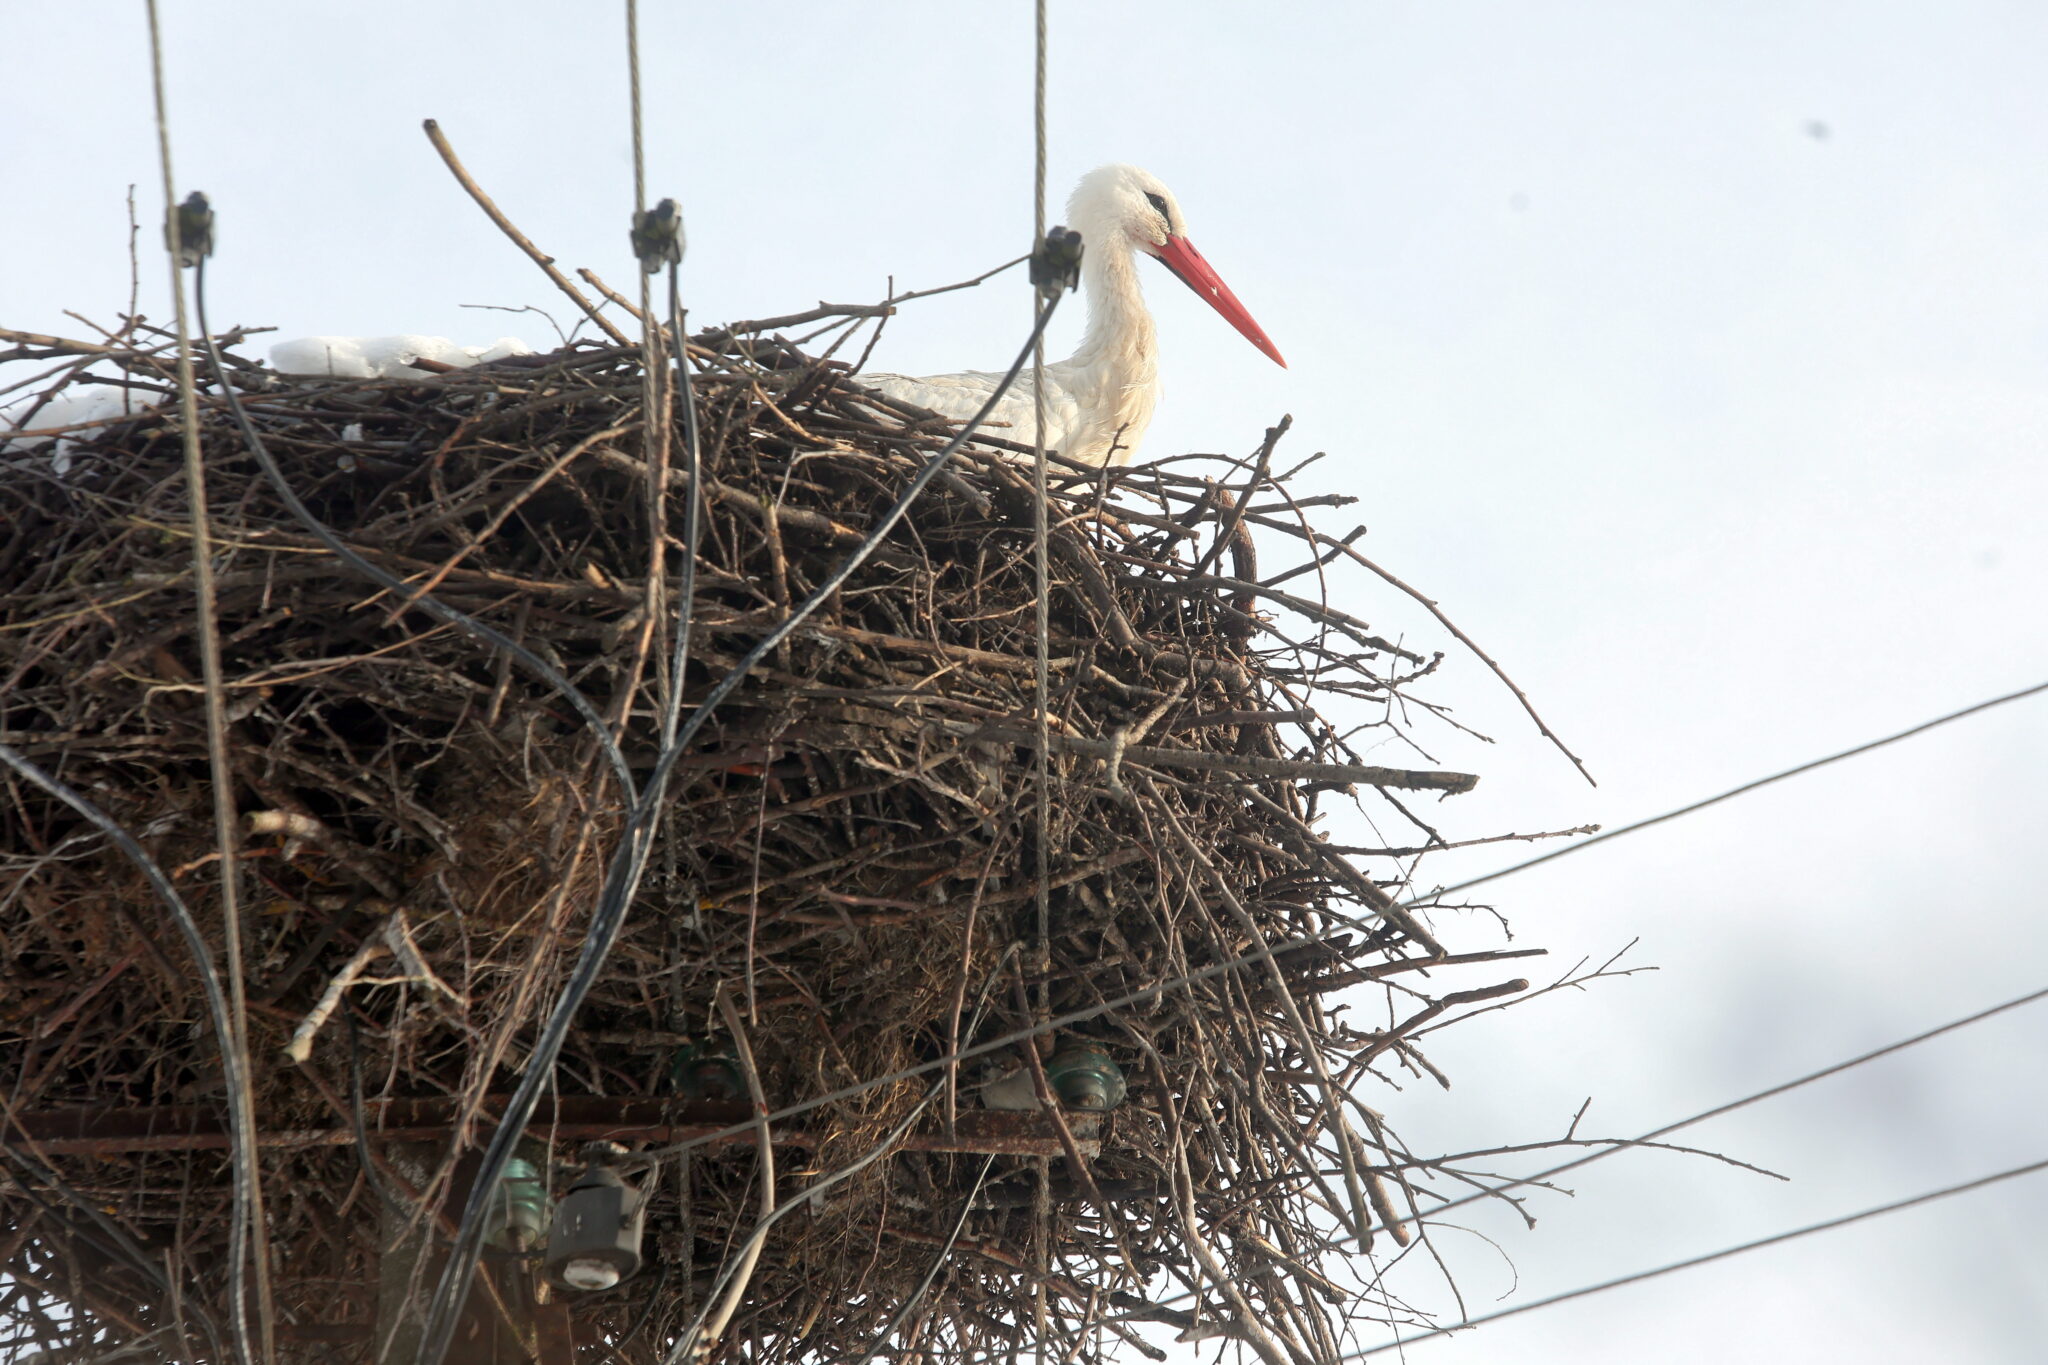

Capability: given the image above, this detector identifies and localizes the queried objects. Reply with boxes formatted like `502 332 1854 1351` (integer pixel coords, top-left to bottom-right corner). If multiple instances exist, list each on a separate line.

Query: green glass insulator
1045 1045 1126 1112
487 1156 550 1252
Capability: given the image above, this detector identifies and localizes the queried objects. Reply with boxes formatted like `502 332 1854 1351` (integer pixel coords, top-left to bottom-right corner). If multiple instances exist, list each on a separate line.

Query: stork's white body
857 165 1283 468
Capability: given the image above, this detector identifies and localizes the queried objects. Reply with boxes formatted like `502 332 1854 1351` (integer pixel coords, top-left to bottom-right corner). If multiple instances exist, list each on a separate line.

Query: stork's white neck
1072 227 1155 368
1052 225 1160 463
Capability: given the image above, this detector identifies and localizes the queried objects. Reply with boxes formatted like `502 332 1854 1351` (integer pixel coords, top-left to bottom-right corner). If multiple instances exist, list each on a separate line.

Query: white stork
857 164 1284 467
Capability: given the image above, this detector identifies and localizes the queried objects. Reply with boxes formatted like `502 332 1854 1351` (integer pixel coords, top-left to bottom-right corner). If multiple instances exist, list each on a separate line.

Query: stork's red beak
1152 234 1286 368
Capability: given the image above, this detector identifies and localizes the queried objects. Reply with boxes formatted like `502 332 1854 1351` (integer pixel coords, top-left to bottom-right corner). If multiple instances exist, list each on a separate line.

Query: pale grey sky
5 3 2046 1361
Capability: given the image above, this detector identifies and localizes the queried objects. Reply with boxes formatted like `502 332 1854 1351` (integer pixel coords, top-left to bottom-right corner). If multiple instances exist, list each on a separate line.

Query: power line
1412 678 2048 906
1090 978 2048 1330
646 679 2048 1158
417 8 705 1343
1422 982 2048 1221
1348 1154 2048 1357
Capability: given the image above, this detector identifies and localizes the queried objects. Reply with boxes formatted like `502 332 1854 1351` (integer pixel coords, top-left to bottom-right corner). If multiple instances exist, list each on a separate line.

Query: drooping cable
0 743 244 1365
186 222 674 1363
660 250 701 747
848 1155 998 1365
419 292 1071 1365
1086 979 2048 1330
1426 980 2048 1222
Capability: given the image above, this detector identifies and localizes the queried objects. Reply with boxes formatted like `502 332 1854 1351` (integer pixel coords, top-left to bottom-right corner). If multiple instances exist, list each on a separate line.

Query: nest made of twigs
0 324 1545 1365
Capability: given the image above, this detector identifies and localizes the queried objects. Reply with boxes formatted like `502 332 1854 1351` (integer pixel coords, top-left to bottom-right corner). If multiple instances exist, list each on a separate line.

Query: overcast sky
5 3 2046 1361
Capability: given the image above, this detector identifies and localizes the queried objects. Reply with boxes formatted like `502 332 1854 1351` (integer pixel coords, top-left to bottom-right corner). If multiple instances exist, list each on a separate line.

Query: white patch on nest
269 334 534 379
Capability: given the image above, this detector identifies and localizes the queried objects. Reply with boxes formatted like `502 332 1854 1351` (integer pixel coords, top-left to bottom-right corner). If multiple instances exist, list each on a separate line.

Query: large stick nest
1 319 1547 1365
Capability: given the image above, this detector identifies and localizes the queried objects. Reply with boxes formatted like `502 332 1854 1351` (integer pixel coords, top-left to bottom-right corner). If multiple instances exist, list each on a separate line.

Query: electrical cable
1084 979 2048 1331
659 955 1016 1365
189 236 694 1365
343 1008 408 1217
0 742 245 1365
645 674 2048 1155
421 289 1070 1365
1422 980 2048 1222
1028 9 1056 1365
1410 678 2048 907
848 1154 998 1365
1346 1153 2048 1357
660 256 703 751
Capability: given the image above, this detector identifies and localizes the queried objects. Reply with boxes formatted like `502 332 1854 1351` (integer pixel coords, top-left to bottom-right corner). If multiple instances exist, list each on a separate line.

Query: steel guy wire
1407 677 2048 907
641 678 2048 1165
1346 1153 2048 1357
1030 6 1057 1363
424 295 1070 1365
1085 977 2048 1329
141 3 268 1358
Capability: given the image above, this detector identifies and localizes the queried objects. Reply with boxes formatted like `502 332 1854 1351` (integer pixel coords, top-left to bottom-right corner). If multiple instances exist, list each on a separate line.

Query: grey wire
659 261 703 750
1409 677 2048 906
1088 979 2048 1329
646 678 2048 1164
1029 0 1054 986
1029 8 1056 1364
422 294 1068 1365
0 743 242 1365
0 1136 228 1364
343 1008 408 1216
626 0 647 219
1347 1153 2048 1357
1438 980 2048 1215
141 5 262 1360
661 958 1015 1365
848 1154 998 1365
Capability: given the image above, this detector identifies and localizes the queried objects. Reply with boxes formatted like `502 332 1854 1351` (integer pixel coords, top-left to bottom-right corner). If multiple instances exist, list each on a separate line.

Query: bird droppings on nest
0 312 1594 1365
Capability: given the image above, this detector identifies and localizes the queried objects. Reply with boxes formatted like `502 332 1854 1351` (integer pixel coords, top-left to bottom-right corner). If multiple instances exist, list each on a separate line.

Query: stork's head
1068 164 1286 368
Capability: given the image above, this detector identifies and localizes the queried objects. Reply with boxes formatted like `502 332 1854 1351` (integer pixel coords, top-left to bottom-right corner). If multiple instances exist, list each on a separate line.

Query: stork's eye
1143 191 1173 235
